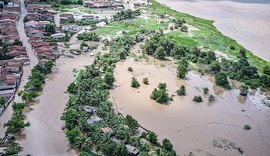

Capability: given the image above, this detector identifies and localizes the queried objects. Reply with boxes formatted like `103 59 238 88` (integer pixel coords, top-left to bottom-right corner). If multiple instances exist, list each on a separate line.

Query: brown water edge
16 52 97 155
109 57 270 156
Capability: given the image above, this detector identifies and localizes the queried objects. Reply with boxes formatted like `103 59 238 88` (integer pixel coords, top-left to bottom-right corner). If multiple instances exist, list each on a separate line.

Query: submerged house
126 145 140 156
87 115 102 125
83 106 96 114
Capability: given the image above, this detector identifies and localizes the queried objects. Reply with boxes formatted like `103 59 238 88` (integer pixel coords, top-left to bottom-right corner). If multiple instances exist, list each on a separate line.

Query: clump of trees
177 85 186 96
131 77 140 88
77 32 99 41
113 9 141 21
215 72 230 89
193 96 203 103
150 83 170 103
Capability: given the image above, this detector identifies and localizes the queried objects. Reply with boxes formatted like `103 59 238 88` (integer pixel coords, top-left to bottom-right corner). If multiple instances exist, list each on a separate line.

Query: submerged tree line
62 36 176 156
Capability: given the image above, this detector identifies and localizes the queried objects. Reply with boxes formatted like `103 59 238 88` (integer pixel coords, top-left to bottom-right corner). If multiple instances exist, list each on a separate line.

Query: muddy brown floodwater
110 57 270 156
16 53 97 155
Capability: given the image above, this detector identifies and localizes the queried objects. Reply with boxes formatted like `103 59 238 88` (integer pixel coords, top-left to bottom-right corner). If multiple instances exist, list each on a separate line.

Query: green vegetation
128 67 133 72
243 124 251 130
142 77 149 85
0 97 6 107
208 95 215 102
203 87 209 94
131 77 140 88
193 96 203 103
77 32 99 41
45 23 56 34
62 36 176 155
215 72 230 89
113 9 141 21
150 83 170 104
240 85 249 96
177 85 186 96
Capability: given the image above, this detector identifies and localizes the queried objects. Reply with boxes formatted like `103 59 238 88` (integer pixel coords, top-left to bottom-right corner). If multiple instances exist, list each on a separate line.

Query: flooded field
110 57 270 156
156 0 270 61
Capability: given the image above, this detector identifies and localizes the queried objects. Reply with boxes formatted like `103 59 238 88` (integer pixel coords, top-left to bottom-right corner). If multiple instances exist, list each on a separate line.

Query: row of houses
24 3 61 61
0 0 30 114
83 0 125 10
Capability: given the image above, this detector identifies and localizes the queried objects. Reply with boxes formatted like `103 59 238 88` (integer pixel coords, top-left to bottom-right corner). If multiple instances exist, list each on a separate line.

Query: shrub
240 85 249 96
131 77 140 88
243 124 251 130
193 96 203 103
180 25 188 32
203 87 209 94
177 85 186 96
128 67 133 72
143 77 149 85
208 95 215 102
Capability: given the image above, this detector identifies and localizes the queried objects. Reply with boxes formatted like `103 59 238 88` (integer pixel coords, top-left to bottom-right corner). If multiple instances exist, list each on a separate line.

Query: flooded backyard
110 57 270 156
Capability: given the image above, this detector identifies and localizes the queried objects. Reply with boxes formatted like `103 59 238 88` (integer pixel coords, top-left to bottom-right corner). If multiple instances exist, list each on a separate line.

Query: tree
61 108 79 130
45 23 56 34
177 85 186 96
128 67 133 72
210 61 221 73
177 64 188 79
18 91 38 102
240 85 249 96
154 46 165 60
0 97 6 107
126 114 139 131
3 142 22 155
104 72 115 87
131 77 140 88
147 131 158 144
193 96 203 103
162 138 173 151
263 65 270 75
66 128 80 144
215 72 230 89
143 77 149 85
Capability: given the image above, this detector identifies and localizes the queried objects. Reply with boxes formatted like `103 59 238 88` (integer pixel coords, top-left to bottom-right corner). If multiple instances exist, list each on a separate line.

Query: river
156 0 270 61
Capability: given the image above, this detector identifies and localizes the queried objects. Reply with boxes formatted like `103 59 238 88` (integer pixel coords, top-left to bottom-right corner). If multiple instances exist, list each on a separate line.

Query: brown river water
156 0 270 61
110 56 270 156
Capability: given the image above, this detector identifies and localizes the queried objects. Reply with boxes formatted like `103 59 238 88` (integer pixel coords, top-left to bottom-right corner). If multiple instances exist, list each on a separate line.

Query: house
25 13 40 21
87 115 102 125
62 24 81 32
0 13 18 20
83 106 96 114
82 15 99 21
126 145 140 156
100 127 113 134
51 33 65 38
25 28 46 37
111 137 122 144
31 42 51 48
24 20 39 28
2 7 21 14
0 74 18 90
60 13 74 20
0 34 20 45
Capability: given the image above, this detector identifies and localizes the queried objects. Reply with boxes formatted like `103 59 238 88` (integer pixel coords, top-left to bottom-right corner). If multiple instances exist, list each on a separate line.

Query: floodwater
156 0 270 61
0 0 38 138
110 57 270 156
17 54 96 155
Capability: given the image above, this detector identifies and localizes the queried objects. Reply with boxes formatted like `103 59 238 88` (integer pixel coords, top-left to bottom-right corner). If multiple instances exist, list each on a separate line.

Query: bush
240 85 249 96
177 85 186 96
143 77 149 85
131 77 140 88
243 124 251 130
180 25 188 32
203 87 209 94
193 96 203 103
128 67 133 72
208 95 215 102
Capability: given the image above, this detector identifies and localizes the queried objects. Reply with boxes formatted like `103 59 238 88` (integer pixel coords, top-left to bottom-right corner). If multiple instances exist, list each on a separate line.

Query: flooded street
0 0 38 138
156 0 270 61
110 58 270 156
17 54 96 155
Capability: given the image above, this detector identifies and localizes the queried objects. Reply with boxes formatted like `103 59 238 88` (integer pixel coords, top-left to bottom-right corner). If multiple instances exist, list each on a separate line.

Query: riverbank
156 0 270 61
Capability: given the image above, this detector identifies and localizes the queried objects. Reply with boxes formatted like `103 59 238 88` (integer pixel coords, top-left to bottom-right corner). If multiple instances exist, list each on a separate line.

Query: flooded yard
110 58 270 156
